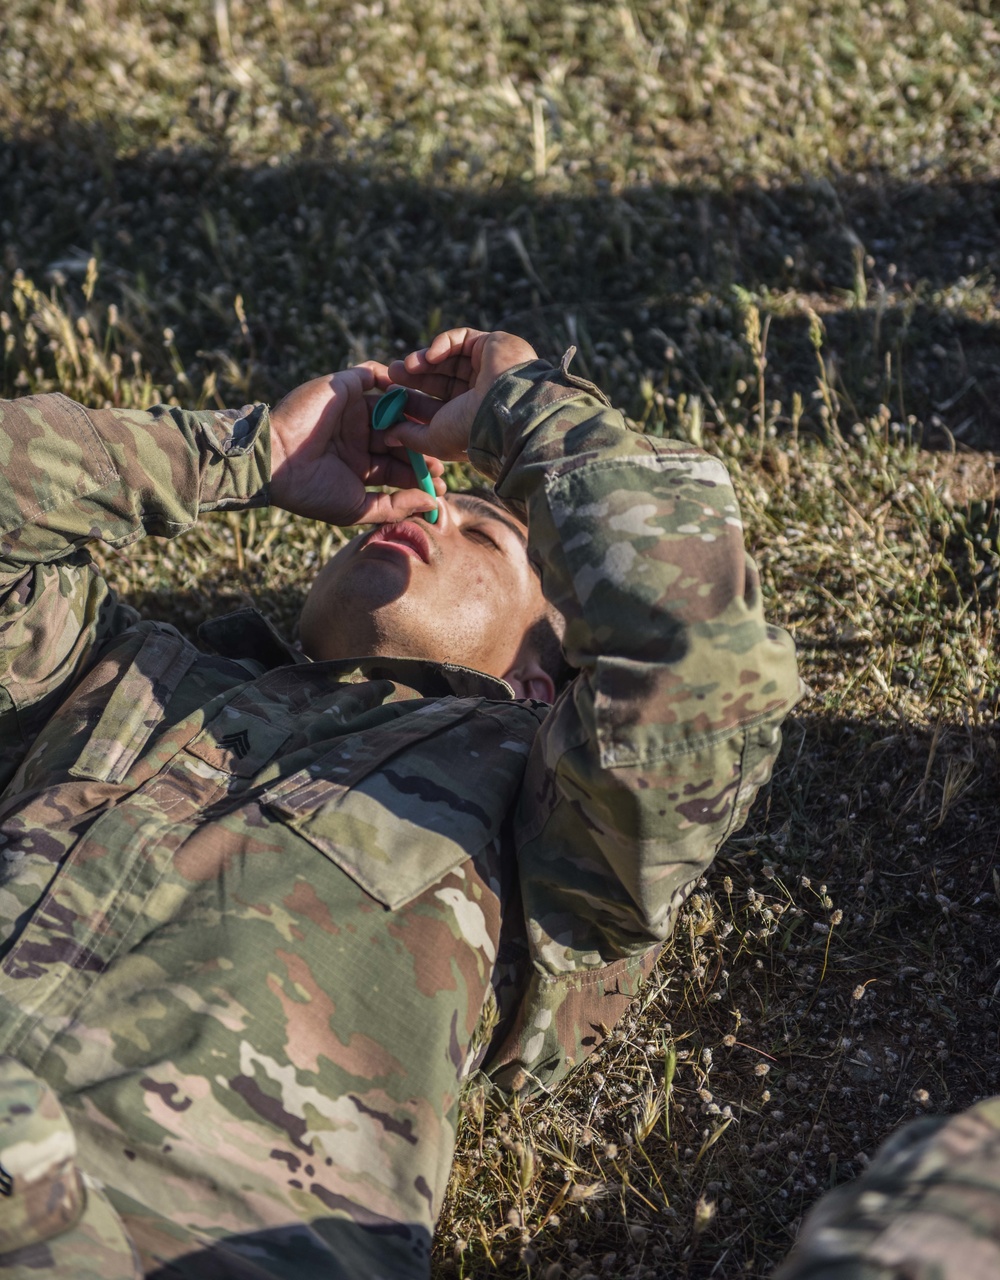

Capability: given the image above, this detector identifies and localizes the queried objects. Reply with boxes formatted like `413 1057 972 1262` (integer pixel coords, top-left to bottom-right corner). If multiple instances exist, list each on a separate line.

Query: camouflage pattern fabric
0 369 800 1277
0 1056 141 1278
774 1096 1000 1279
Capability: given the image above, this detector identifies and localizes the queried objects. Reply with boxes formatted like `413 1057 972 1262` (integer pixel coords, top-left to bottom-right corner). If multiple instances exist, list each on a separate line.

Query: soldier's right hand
268 363 445 525
384 328 538 462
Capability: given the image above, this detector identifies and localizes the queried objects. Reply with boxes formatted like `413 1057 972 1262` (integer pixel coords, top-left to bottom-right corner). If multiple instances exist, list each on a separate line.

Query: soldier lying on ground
0 328 800 1278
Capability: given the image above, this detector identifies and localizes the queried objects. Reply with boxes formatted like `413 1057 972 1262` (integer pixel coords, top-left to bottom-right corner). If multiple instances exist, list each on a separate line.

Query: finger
367 453 437 490
386 448 446 479
386 362 475 403
396 348 432 374
382 421 439 455
366 453 425 486
398 392 447 424
355 487 440 525
323 367 376 420
342 364 378 392
366 379 446 426
414 455 448 492
423 327 487 364
394 335 470 376
384 423 469 463
356 360 392 388
363 378 404 424
370 382 444 424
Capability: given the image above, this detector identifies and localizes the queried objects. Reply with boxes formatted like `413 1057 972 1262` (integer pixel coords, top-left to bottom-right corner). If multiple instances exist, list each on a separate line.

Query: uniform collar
199 608 307 670
198 608 516 701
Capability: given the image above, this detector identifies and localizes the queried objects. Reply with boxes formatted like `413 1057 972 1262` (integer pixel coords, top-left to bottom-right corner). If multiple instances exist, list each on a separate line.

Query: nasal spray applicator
371 386 439 524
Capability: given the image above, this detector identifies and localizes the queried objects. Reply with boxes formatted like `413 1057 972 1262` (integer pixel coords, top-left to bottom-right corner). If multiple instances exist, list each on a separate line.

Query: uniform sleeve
0 393 270 788
773 1097 1000 1279
472 357 802 1092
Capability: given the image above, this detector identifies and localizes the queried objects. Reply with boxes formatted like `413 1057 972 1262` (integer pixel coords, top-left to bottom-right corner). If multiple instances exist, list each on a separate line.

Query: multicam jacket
0 361 800 1278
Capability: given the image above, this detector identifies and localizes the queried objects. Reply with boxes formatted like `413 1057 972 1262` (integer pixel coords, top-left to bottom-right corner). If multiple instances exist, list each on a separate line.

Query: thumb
383 419 430 450
355 486 440 525
384 409 472 462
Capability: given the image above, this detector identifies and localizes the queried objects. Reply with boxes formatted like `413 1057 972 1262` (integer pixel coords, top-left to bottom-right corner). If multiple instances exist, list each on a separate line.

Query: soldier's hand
384 329 538 462
268 364 445 525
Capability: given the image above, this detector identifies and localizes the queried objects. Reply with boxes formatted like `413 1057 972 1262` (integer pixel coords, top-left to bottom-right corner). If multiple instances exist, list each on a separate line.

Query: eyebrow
450 494 528 551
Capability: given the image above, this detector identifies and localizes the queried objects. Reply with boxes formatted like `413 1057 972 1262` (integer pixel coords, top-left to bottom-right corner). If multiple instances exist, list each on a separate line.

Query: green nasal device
371 386 439 524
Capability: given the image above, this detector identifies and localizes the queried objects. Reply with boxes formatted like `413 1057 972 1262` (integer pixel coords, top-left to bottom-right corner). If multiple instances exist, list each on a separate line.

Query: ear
503 657 555 704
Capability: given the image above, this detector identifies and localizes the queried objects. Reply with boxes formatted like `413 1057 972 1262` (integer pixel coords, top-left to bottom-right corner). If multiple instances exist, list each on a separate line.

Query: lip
363 520 433 564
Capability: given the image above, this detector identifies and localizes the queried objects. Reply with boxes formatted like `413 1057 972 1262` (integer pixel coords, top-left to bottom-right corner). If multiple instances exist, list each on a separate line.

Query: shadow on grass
729 704 1000 1114
2 122 999 445
463 708 1000 1279
121 583 308 646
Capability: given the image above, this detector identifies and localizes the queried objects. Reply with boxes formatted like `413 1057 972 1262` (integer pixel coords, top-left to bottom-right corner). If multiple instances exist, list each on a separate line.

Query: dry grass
2 2 1000 1275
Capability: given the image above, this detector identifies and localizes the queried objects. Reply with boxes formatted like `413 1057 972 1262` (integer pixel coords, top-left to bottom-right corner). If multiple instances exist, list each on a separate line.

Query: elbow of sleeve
563 713 789 943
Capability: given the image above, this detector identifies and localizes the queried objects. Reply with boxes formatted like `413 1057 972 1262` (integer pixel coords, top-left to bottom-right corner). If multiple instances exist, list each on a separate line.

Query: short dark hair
461 486 577 698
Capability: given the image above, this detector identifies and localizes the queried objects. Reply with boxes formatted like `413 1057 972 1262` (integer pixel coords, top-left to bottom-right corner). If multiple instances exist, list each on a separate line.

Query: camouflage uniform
0 360 800 1277
774 1097 1000 1279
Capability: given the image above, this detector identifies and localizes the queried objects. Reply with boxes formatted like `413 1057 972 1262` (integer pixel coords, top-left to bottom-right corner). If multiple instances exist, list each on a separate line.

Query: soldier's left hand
268 363 446 525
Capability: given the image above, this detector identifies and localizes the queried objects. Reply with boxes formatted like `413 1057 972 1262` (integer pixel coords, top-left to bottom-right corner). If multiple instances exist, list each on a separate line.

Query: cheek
449 552 494 605
469 561 510 610
450 578 496 634
474 573 527 651
439 567 515 660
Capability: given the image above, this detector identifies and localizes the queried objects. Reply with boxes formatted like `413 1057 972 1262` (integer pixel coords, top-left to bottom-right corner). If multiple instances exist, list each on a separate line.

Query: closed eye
463 525 503 551
450 493 528 554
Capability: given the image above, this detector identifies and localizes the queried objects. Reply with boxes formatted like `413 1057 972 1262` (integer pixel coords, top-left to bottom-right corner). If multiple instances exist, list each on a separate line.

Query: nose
433 494 456 535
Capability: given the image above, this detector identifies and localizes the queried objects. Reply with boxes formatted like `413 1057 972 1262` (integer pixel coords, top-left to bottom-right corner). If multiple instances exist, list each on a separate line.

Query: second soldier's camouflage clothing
0 360 799 1277
775 1096 1000 1279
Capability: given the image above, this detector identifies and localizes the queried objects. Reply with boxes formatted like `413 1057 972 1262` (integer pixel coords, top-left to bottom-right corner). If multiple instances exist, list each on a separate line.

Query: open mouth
363 521 432 564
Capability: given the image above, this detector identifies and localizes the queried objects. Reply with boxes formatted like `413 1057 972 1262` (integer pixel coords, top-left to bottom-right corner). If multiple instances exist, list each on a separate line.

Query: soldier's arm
0 393 270 785
468 356 801 1091
773 1097 1000 1279
0 394 270 582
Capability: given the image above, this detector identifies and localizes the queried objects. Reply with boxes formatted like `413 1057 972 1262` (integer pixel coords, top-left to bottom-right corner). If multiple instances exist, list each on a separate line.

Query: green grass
3 2 1000 1275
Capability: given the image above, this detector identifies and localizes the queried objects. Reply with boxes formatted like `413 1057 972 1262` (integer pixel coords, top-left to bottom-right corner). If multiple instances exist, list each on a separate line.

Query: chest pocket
62 628 198 785
262 699 536 910
184 701 292 778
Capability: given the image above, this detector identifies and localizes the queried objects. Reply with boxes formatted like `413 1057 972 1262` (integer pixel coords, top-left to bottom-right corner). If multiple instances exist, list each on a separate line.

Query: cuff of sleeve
193 402 271 511
468 347 612 485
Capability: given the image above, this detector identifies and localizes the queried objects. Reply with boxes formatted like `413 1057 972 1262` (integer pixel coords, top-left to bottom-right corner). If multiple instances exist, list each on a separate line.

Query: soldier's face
299 494 550 681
